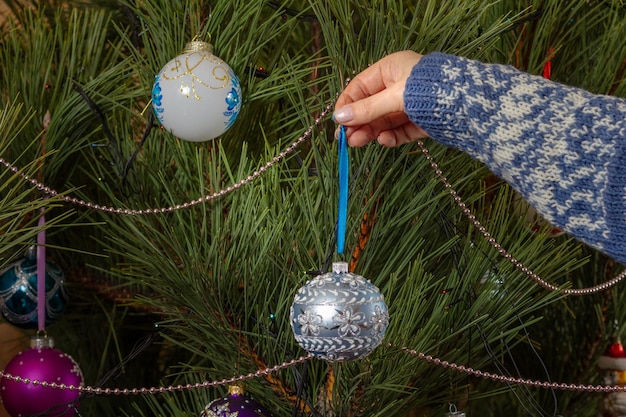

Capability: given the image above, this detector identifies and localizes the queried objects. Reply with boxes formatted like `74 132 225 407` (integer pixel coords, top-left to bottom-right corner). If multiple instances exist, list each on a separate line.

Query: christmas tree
0 0 625 416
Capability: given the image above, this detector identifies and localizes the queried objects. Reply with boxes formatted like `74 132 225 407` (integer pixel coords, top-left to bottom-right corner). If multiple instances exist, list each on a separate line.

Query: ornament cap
25 245 37 262
332 262 348 274
606 338 626 358
30 336 54 349
445 404 466 417
183 41 213 54
228 385 244 396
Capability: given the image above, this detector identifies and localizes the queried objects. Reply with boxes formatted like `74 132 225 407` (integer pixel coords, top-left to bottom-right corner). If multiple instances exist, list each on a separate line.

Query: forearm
404 52 626 263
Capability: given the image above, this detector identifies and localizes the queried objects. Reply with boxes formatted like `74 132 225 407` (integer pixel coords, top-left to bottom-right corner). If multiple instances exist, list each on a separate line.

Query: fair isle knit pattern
404 52 626 264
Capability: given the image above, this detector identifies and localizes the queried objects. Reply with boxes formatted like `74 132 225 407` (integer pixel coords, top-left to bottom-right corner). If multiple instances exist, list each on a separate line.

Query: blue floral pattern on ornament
223 69 241 130
151 78 165 123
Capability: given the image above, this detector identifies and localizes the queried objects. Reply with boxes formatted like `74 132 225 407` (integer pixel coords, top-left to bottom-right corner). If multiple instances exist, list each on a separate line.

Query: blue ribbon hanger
337 125 348 255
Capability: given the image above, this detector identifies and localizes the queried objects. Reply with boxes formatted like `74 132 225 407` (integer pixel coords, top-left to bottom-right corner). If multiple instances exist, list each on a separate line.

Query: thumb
333 83 404 125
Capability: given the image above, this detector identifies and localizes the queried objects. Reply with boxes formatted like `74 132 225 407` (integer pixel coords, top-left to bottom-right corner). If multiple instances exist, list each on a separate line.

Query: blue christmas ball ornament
290 262 389 362
0 247 68 329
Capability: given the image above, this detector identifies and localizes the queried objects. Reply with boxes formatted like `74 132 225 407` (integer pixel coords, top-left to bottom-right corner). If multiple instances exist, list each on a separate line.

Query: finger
347 122 426 148
335 60 391 109
345 120 427 148
336 51 421 109
343 125 378 147
334 83 404 126
340 112 409 146
376 123 428 147
336 51 420 108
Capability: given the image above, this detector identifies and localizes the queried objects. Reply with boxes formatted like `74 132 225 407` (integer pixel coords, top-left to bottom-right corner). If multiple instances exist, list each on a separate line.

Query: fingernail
332 106 353 123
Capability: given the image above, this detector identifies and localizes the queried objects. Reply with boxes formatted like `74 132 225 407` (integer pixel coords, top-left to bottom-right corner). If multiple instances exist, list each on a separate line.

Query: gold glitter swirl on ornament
161 41 230 100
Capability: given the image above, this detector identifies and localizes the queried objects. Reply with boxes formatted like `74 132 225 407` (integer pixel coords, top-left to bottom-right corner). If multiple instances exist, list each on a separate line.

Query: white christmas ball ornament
290 262 389 361
151 41 242 142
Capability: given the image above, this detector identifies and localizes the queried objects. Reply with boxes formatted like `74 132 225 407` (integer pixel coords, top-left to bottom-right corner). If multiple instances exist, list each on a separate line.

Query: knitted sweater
404 52 626 264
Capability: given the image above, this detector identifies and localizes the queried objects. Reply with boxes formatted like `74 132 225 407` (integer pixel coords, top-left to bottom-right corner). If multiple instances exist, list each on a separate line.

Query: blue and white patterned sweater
404 53 626 264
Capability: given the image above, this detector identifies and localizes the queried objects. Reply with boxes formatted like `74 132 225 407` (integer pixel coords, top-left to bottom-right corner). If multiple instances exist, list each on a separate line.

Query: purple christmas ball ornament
0 337 83 417
200 385 272 417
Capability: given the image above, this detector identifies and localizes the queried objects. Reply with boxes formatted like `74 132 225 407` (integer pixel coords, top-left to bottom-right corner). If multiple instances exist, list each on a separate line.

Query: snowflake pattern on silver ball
333 306 365 337
297 308 323 336
290 262 389 361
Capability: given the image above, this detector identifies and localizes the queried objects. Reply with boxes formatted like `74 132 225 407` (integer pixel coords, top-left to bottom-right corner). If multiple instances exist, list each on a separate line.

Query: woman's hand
333 51 429 147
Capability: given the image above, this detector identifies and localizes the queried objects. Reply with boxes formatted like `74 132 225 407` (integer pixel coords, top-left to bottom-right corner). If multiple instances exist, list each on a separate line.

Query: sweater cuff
403 53 477 155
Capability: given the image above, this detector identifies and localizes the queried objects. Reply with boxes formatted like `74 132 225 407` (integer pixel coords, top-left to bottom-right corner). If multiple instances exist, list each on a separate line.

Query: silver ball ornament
290 262 389 361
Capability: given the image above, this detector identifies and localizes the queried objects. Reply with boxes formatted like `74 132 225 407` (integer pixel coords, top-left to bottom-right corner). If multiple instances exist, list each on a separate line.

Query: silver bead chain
415 139 626 295
396 344 626 393
0 102 334 216
2 345 624 395
0 355 312 395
